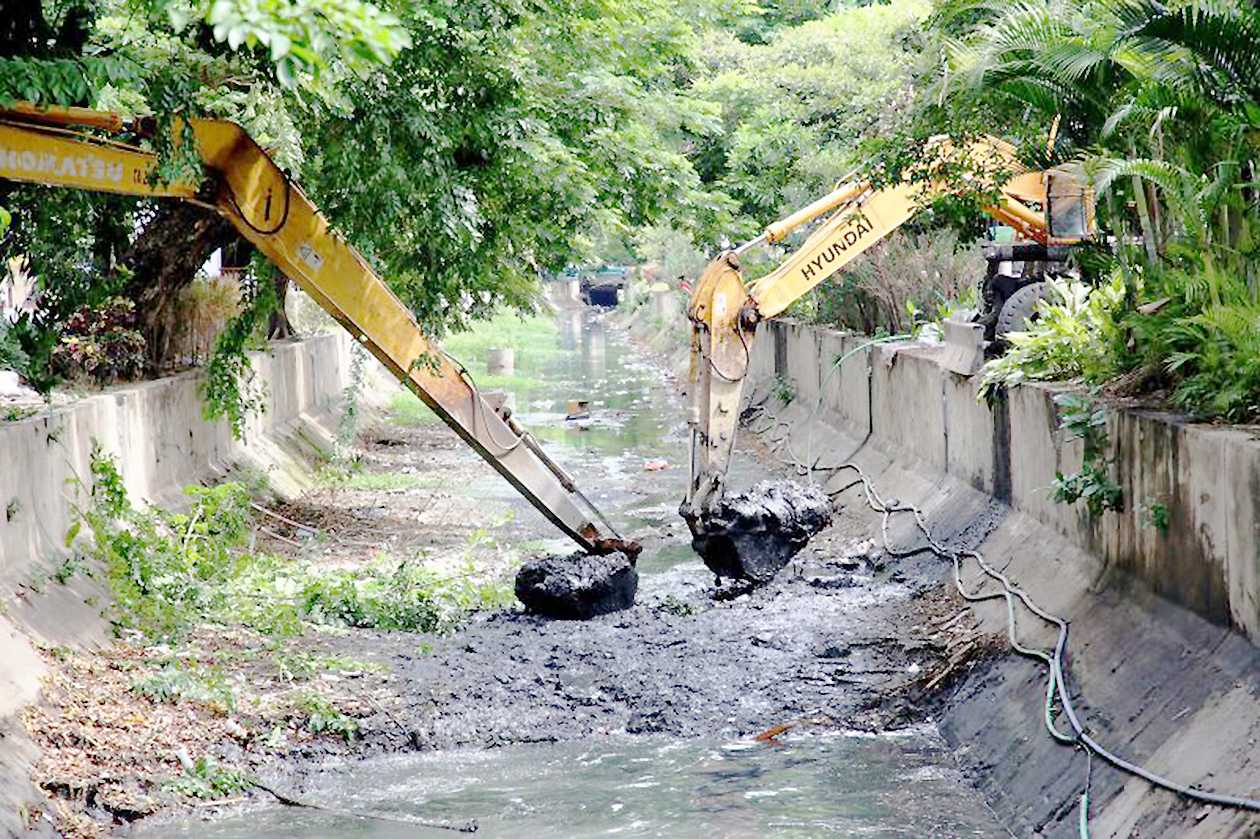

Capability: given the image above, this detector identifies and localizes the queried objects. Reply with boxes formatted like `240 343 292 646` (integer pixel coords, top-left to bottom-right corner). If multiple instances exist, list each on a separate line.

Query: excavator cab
1045 166 1096 244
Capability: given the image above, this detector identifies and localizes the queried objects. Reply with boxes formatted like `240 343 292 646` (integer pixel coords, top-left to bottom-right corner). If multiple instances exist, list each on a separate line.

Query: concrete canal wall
752 319 1259 644
746 318 1260 836
0 333 353 834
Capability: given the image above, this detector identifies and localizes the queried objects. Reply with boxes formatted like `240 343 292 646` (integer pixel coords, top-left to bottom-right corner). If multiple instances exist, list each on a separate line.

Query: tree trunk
120 202 237 370
267 273 294 339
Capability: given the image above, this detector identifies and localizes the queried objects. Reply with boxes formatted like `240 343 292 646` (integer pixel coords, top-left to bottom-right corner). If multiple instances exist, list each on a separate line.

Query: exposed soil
21 312 999 836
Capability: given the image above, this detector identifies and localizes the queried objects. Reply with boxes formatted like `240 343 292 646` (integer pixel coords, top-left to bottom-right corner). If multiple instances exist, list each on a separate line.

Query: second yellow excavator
681 135 1095 566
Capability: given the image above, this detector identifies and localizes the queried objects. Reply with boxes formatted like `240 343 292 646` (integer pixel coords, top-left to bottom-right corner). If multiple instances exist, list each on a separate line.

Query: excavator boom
0 103 635 557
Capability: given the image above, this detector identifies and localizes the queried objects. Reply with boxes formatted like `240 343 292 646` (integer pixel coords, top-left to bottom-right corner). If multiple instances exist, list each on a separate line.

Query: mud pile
515 551 639 619
686 480 833 583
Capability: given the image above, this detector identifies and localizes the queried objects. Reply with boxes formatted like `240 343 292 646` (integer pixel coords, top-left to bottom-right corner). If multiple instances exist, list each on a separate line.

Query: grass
333 470 443 492
388 309 560 428
388 391 443 427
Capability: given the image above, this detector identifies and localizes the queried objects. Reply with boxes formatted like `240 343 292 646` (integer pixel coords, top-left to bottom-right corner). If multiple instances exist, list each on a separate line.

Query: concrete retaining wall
747 319 1260 836
0 334 352 833
750 319 1260 645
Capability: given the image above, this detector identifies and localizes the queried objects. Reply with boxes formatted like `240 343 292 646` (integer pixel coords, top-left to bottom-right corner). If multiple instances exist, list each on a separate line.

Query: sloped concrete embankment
748 319 1260 837
0 334 352 835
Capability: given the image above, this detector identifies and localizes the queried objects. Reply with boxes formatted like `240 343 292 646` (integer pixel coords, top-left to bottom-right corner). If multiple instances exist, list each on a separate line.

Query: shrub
805 229 983 335
979 273 1126 399
1116 256 1260 422
49 297 146 384
172 274 243 365
0 321 30 377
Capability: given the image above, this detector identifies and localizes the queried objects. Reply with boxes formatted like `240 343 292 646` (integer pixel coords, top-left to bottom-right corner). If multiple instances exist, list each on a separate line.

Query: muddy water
165 731 999 838
175 307 1005 838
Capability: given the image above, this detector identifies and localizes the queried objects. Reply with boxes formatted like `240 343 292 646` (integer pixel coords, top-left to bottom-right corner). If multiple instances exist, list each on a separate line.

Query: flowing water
161 306 1006 838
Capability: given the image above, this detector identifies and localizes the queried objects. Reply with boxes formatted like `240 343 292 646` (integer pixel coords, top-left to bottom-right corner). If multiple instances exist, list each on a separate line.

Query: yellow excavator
681 135 1095 525
0 102 637 559
0 104 1092 574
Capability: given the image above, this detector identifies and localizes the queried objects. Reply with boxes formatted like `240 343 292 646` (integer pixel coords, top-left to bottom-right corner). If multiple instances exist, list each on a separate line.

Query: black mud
686 480 834 583
332 525 966 757
514 551 638 619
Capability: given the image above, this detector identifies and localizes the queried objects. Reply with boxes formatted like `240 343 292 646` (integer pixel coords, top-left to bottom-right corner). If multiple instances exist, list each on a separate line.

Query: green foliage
1142 501 1170 535
295 692 358 741
132 662 237 714
0 321 31 378
889 0 1260 423
73 449 256 640
50 297 147 384
689 0 928 235
273 652 381 681
771 375 796 405
387 391 442 428
70 447 510 641
979 275 1126 399
1049 391 1123 517
1113 254 1260 421
194 0 411 85
1051 462 1124 517
163 756 251 800
202 260 277 438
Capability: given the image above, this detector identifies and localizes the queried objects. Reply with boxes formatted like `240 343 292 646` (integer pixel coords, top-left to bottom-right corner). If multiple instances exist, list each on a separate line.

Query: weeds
2 405 37 422
295 692 358 742
274 652 382 682
1049 392 1123 517
163 756 251 800
69 446 513 644
1141 501 1170 535
771 375 796 405
131 663 237 715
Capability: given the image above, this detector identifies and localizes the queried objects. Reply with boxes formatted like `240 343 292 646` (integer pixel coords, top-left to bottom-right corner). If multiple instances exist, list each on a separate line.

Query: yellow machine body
682 134 1095 516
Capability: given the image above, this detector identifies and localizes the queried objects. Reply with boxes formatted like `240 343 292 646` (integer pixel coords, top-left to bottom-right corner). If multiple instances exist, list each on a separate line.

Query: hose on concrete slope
741 340 1260 835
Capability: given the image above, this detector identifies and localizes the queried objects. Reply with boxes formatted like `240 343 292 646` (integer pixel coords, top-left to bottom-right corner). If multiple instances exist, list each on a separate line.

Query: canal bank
7 297 1258 837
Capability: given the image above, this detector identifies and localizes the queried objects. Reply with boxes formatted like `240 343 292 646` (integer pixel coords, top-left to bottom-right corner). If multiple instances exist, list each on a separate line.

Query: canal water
159 305 1006 838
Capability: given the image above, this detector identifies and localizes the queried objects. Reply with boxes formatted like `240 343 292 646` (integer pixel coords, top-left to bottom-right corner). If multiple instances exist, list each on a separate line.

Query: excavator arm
0 102 636 557
682 135 1092 519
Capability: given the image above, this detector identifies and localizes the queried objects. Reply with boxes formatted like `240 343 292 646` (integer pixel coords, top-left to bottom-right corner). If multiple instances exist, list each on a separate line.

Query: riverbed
151 305 1006 837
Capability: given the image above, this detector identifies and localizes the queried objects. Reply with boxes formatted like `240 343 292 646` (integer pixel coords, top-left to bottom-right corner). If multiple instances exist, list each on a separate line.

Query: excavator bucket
939 316 986 377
